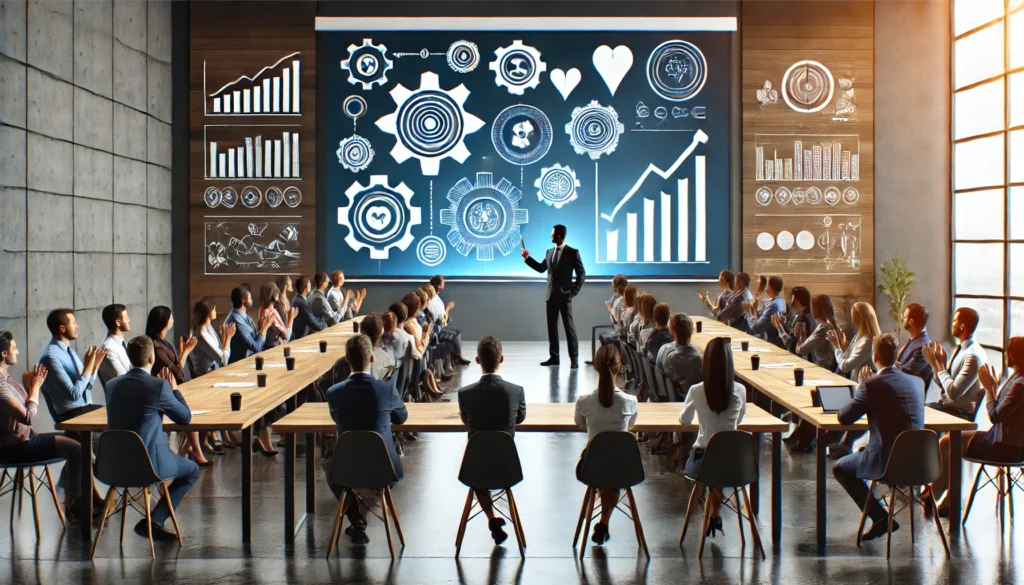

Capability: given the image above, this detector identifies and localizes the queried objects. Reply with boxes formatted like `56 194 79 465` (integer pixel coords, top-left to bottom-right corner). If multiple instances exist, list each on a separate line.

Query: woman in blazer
259 282 291 349
188 298 238 450
829 302 880 378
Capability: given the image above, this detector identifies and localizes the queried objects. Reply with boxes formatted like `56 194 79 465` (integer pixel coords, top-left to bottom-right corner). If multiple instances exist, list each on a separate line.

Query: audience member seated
291 277 326 340
744 275 786 346
896 303 933 386
657 313 704 400
573 344 638 545
698 270 735 318
39 308 106 423
360 314 396 382
226 285 272 363
99 304 132 385
716 272 753 330
679 337 747 538
309 272 340 327
419 284 454 379
771 286 816 353
429 275 470 365
615 286 639 340
105 336 199 542
326 335 408 544
830 301 880 379
457 336 527 545
259 282 295 349
599 275 628 347
384 303 413 364
636 294 658 349
831 334 924 540
793 294 839 371
188 297 238 451
275 275 294 320
628 293 652 348
643 303 674 362
923 307 985 421
402 293 440 400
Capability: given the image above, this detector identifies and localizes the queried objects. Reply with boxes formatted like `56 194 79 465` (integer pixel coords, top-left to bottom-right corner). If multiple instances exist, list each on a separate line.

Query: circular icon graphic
441 172 529 261
775 186 792 206
204 187 222 208
341 38 393 90
646 40 708 102
824 186 841 206
756 232 775 251
565 100 624 160
796 230 815 250
781 60 835 113
755 187 772 206
843 187 860 205
339 175 421 259
535 163 580 209
446 40 480 73
489 40 546 95
283 187 302 208
220 187 238 208
491 105 552 166
792 188 806 206
337 135 374 173
343 95 367 120
241 186 262 208
806 186 823 205
416 235 447 267
777 230 795 251
265 186 284 208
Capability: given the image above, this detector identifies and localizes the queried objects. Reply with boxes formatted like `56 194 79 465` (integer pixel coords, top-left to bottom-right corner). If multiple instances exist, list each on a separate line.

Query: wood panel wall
741 1 874 320
189 1 316 311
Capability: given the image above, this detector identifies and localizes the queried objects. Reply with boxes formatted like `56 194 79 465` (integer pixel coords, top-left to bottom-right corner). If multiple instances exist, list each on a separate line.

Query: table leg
77 431 94 542
772 431 782 551
751 432 761 515
816 428 827 555
242 426 253 544
285 432 296 544
949 430 962 538
305 433 316 514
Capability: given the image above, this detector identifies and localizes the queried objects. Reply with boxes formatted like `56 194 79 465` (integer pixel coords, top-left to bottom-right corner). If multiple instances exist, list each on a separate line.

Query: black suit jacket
291 294 325 340
525 245 586 301
457 374 527 437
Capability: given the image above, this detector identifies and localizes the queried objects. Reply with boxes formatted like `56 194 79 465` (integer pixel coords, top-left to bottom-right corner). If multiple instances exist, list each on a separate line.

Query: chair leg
8 468 18 528
573 487 592 548
579 487 597 560
16 467 24 515
384 487 405 547
997 468 1006 532
326 488 347 560
42 466 66 529
160 481 183 547
856 480 875 546
506 489 525 559
90 487 116 559
144 487 155 559
697 492 714 559
625 488 649 560
886 487 897 559
741 486 766 560
378 490 395 560
928 492 951 558
454 489 473 559
905 488 915 544
730 488 745 548
27 468 40 539
1009 468 1016 520
119 490 129 545
679 483 701 546
507 488 526 549
962 464 986 525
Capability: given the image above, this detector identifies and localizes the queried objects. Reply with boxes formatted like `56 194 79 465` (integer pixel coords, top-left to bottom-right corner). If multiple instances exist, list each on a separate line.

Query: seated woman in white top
573 344 639 546
679 337 747 538
188 297 238 451
828 302 880 379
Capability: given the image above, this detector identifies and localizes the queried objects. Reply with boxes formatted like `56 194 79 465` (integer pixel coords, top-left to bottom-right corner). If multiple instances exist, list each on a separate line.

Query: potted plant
877 254 915 339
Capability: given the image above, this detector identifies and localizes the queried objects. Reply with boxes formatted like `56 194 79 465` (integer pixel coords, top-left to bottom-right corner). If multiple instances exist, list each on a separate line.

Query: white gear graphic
535 164 580 209
336 135 374 173
446 40 480 73
341 38 393 90
489 40 546 95
375 71 485 176
441 172 528 261
338 175 421 259
565 100 624 160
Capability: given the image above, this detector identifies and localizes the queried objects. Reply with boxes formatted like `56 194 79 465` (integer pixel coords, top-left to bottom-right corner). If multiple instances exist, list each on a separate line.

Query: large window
953 0 1024 371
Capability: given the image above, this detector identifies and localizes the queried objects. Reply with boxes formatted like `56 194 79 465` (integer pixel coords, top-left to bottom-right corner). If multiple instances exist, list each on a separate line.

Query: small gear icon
565 100 624 160
489 40 546 95
441 172 528 261
341 38 393 90
338 175 421 259
336 135 374 173
446 40 480 73
535 164 580 209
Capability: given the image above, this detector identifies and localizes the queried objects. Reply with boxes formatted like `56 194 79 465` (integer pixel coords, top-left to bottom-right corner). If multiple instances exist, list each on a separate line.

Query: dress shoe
705 516 724 538
861 519 898 541
591 522 610 545
570 360 579 369
540 358 560 367
456 357 472 366
488 518 508 545
344 525 370 544
134 519 178 542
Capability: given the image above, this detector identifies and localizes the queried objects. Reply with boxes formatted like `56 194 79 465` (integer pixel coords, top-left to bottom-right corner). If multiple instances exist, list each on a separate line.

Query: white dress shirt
427 295 447 326
99 333 131 385
679 381 747 449
574 388 639 441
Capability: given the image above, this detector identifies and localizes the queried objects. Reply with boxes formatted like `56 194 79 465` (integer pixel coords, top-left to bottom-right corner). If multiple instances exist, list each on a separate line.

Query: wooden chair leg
579 487 596 560
733 488 746 548
573 487 592 548
741 486 766 560
1009 468 1016 520
90 487 117 559
454 489 473 558
697 492 714 559
27 468 40 539
507 488 526 549
962 464 986 525
384 487 405 547
625 488 649 560
160 481 183 547
856 480 875 546
42 466 66 529
119 490 129 544
327 488 347 560
679 483 701 546
506 489 525 559
144 487 155 559
997 469 1006 532
379 490 395 559
8 468 18 528
928 492 951 558
886 487 897 559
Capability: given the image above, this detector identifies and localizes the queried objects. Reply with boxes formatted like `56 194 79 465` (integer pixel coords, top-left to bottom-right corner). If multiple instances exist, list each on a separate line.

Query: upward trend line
209 52 301 98
600 129 709 223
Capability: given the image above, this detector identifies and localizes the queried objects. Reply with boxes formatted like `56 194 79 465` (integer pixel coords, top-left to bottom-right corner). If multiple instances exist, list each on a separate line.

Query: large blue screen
322 21 731 279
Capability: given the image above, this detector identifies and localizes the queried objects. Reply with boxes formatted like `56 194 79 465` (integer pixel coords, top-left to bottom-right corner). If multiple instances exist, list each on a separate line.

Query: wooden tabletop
55 320 360 432
273 401 788 434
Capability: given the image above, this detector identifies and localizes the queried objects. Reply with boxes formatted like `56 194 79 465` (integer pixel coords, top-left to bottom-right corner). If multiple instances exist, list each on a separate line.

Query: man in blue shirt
224 285 273 364
744 276 786 346
38 308 107 423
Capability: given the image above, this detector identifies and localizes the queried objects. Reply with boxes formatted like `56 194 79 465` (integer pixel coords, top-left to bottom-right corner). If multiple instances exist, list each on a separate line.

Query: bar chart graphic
204 53 302 116
204 125 302 180
754 134 860 182
596 129 709 264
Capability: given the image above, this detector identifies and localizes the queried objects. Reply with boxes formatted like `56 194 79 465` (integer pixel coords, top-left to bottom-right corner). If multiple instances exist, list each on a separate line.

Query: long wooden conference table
56 319 361 544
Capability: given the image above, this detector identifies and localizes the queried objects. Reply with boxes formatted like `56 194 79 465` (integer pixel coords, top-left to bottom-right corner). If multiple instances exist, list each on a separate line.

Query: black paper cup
751 355 760 370
286 356 295 371
283 346 291 358
696 321 703 333
255 356 264 371
230 392 243 411
257 373 267 388
741 340 750 352
352 322 359 333
319 340 328 353
794 368 805 386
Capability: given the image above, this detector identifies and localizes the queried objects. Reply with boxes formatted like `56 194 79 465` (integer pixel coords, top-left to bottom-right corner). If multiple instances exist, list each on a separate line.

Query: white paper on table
787 379 835 386
213 382 257 388
734 346 774 352
225 373 250 377
260 363 286 368
760 363 796 369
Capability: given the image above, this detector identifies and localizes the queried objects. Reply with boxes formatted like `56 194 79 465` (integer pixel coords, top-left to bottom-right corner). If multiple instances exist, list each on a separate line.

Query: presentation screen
319 17 734 280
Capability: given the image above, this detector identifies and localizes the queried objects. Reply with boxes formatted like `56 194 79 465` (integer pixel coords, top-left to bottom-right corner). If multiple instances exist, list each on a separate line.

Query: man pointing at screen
522 224 586 368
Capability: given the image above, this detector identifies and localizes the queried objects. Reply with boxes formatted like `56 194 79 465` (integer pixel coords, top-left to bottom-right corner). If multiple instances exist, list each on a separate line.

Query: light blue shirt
225 309 265 364
746 295 786 344
39 338 95 416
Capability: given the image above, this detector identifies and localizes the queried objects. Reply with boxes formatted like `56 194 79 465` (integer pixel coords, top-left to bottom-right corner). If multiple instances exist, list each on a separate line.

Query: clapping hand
288 306 299 324
22 364 47 394
770 313 785 330
857 365 874 384
178 335 198 363
447 301 455 311
159 367 178 390
923 342 947 371
697 290 708 302
826 328 842 349
220 321 237 344
978 363 999 396
257 311 273 334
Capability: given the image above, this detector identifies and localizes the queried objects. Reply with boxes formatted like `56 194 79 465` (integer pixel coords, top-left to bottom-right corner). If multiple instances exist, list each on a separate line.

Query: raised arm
40 351 92 405
158 375 192 425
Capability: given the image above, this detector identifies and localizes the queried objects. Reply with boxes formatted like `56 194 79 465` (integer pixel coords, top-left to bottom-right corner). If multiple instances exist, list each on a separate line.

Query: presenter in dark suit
522 224 586 368
832 333 924 541
104 336 198 542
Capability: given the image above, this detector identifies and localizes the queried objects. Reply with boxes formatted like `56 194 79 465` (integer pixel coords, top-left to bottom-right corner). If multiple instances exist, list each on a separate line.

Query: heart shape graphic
366 205 392 231
549 67 581 101
592 45 633 96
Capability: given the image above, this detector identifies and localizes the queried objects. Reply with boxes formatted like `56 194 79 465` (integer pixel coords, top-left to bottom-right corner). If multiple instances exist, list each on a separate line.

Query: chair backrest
579 431 646 489
329 431 399 489
95 431 164 487
458 431 524 490
694 431 759 488
638 354 657 401
653 366 669 402
879 429 942 487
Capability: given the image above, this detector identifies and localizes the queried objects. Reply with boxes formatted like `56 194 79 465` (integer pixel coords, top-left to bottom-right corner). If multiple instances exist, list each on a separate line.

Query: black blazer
291 294 325 340
457 374 527 437
525 245 586 301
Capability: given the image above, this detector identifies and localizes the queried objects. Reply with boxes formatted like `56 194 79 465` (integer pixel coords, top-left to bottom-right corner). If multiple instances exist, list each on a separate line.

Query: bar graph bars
754 135 860 182
205 126 301 180
205 53 302 116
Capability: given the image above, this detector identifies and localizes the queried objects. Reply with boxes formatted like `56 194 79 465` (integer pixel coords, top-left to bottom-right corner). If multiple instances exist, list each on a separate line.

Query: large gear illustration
375 71 485 176
341 38 394 90
440 172 528 261
489 40 547 95
338 175 421 259
565 100 624 160
535 164 580 209
336 134 374 173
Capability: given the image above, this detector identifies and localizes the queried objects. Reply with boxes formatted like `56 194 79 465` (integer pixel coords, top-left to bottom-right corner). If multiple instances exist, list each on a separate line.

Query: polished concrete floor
2 342 1022 584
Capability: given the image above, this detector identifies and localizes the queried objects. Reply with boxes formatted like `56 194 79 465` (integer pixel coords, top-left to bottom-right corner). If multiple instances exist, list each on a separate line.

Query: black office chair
92 430 183 559
572 431 649 560
961 454 1024 531
1 457 67 538
454 431 526 558
652 365 669 402
326 431 404 559
680 430 765 559
589 324 615 364
854 429 950 558
637 354 658 402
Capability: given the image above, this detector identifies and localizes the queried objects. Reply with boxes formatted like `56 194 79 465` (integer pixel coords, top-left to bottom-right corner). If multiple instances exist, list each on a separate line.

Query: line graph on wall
204 53 302 116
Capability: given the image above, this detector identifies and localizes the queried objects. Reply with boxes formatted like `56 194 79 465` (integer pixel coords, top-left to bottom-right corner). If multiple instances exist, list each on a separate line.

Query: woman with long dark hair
188 297 238 450
573 344 639 545
679 337 747 537
259 282 293 348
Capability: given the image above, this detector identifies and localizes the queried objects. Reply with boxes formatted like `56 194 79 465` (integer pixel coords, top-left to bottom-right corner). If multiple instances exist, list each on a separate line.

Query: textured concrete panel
73 87 113 151
73 146 114 201
0 317 28 379
147 164 171 210
0 126 26 188
0 251 27 318
74 253 113 310
0 188 26 252
72 307 107 354
113 155 146 205
147 208 171 254
73 0 114 98
27 252 73 313
147 57 171 123
147 254 172 309
27 190 72 251
25 310 54 371
147 0 170 62
113 41 147 111
27 68 73 141
113 0 146 53
147 117 171 167
112 202 146 253
0 56 26 128
27 0 73 81
73 198 114 252
0 1 28 61
27 133 73 195
112 253 146 304
113 102 146 159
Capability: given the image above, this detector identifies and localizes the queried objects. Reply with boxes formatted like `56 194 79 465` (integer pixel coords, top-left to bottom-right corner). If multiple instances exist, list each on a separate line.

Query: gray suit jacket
935 337 986 415
308 289 339 327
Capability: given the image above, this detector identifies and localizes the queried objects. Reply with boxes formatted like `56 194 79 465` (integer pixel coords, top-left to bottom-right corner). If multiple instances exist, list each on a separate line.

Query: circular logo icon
646 40 708 102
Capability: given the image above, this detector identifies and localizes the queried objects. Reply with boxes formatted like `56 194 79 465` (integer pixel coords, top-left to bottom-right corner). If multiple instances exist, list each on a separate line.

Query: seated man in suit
744 275 786 346
360 314 396 382
38 308 107 423
225 285 273 364
896 303 934 387
832 333 924 540
457 336 527 545
326 335 408 544
309 272 340 327
105 336 198 541
643 303 674 363
924 307 985 420
291 276 327 340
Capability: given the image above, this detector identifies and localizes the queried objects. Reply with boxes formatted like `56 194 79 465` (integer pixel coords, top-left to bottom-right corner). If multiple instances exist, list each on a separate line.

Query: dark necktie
948 344 961 370
553 247 561 268
122 340 127 350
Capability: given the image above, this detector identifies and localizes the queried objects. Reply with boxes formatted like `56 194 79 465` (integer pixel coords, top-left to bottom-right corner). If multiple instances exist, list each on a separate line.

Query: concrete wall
0 0 173 382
